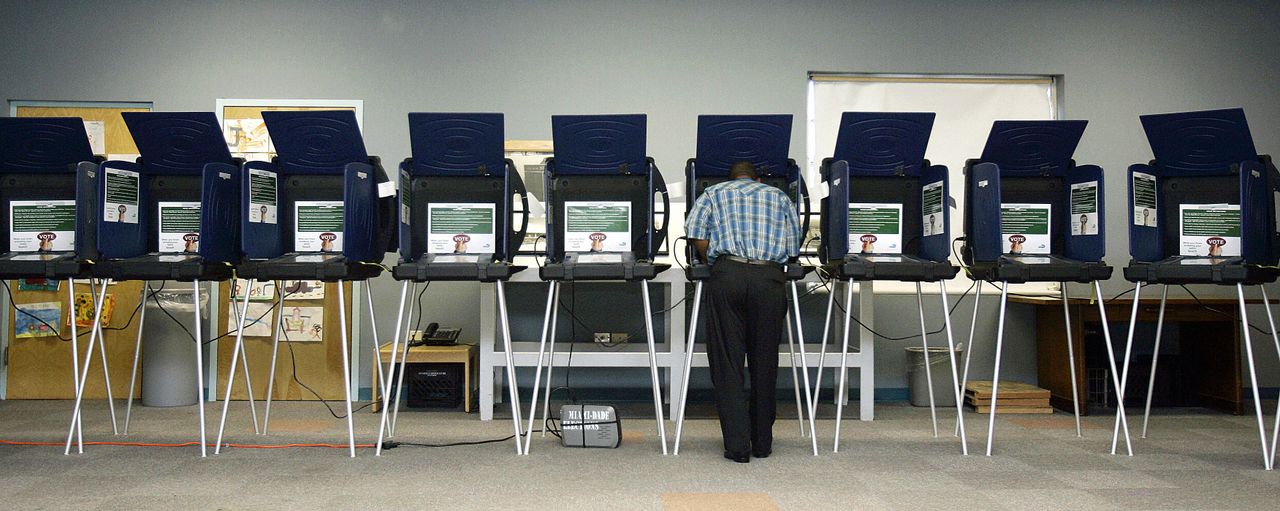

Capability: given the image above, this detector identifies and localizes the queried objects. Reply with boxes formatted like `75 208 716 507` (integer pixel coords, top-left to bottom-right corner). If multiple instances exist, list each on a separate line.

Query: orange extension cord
0 439 376 449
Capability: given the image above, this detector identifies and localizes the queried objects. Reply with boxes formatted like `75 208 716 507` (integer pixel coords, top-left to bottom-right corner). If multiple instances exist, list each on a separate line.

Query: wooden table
1013 295 1244 415
372 343 477 413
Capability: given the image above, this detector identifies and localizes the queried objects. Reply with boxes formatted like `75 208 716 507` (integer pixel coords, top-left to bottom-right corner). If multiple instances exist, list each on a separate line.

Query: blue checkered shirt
685 177 800 264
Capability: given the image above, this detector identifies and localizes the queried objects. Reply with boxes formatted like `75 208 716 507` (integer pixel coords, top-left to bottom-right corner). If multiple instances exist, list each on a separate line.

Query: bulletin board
5 279 145 399
215 99 363 162
215 280 352 401
11 100 154 160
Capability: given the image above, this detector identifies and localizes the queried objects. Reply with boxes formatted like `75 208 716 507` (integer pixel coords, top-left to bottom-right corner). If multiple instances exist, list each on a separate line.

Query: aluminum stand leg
336 283 356 457
1110 282 1140 455
123 283 150 435
64 278 110 454
790 281 819 456
539 284 562 437
1141 285 1168 438
375 281 410 456
983 282 1009 456
262 281 285 434
915 282 938 437
957 280 982 436
1061 283 1082 437
641 280 668 454
214 281 254 455
496 281 525 455
833 279 854 453
1237 284 1271 470
523 281 558 454
673 282 703 455
939 281 968 455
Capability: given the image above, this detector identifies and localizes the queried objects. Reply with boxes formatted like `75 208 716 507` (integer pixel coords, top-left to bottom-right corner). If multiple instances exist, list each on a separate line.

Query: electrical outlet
593 332 611 344
409 330 425 342
610 333 629 344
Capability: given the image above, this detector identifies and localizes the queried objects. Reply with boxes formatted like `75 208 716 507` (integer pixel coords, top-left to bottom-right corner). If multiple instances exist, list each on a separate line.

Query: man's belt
721 255 783 268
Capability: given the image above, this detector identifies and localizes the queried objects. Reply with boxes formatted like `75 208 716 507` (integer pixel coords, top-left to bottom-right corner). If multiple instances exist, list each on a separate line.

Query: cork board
215 280 352 401
16 105 152 155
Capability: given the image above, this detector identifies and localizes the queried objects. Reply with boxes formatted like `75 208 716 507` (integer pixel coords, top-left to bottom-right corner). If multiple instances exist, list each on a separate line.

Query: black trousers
705 257 787 455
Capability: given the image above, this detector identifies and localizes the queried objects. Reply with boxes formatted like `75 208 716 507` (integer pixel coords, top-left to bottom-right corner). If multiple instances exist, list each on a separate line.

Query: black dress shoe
752 449 771 459
724 451 750 463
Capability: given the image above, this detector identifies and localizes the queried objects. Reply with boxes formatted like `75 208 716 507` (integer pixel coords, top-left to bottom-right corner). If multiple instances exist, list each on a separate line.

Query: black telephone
409 322 461 347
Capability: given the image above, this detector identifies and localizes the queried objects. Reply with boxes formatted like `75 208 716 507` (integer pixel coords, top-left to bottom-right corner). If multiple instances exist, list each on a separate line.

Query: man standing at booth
686 161 801 463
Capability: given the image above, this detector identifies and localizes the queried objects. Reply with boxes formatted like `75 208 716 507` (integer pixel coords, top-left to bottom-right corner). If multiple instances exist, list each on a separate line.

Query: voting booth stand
818 112 967 454
523 115 672 454
1119 108 1280 470
214 110 395 457
961 120 1120 456
671 114 819 456
374 113 530 456
61 112 244 457
0 117 107 454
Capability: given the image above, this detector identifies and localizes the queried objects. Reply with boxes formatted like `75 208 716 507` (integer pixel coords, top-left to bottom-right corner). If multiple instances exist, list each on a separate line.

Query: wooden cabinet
1018 296 1242 416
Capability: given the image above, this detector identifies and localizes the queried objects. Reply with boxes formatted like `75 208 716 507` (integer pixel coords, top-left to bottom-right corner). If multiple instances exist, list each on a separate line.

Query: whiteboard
806 74 1060 294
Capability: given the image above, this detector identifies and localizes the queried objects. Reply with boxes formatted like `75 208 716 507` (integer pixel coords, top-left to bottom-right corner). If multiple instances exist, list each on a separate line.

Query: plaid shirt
685 177 800 264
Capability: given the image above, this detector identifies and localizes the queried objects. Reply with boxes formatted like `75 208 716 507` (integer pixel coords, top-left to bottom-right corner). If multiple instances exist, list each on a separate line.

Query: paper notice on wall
1070 181 1099 236
295 201 343 252
428 203 496 254
1179 204 1240 257
9 200 76 252
158 201 201 253
247 168 278 224
83 120 105 155
1132 172 1157 227
281 306 324 342
231 278 276 301
848 203 902 254
227 301 275 337
921 180 944 237
15 301 62 338
1001 203 1052 254
281 280 324 300
564 201 631 253
103 167 140 223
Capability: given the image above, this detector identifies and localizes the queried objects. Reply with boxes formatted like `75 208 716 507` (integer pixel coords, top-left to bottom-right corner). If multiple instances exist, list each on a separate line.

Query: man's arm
690 238 709 262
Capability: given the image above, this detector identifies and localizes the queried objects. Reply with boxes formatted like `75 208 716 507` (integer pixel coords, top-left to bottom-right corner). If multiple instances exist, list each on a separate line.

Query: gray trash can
906 344 963 407
141 282 210 407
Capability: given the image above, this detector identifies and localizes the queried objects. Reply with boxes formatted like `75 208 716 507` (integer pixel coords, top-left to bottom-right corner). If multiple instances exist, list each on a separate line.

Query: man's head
729 161 759 180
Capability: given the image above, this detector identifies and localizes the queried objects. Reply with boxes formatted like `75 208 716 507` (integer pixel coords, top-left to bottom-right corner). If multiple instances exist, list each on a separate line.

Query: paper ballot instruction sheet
1179 204 1240 257
158 202 201 253
248 168 278 224
9 200 76 252
848 203 902 254
103 167 140 224
1001 203 1052 254
295 201 344 252
1133 171 1157 227
564 201 631 252
428 203 496 254
921 180 944 237
1070 181 1099 236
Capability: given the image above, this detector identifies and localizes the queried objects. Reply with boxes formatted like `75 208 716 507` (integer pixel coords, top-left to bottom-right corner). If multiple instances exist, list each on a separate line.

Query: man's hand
690 238 709 263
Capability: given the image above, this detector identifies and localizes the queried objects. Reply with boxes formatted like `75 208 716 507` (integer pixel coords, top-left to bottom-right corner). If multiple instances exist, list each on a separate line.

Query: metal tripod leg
336 283 356 457
214 281 254 455
1110 282 1140 456
262 281 285 434
192 281 208 457
957 280 982 436
915 282 938 437
389 282 419 437
89 279 119 435
64 278 110 455
790 281 818 456
496 280 525 455
1141 285 1168 438
1237 284 1272 470
1061 283 1082 437
938 281 968 455
523 281 558 454
65 278 84 452
811 278 837 414
123 283 150 434
1258 285 1280 467
833 279 854 453
375 281 411 456
641 280 668 454
539 284 563 437
673 281 703 455
983 282 1009 456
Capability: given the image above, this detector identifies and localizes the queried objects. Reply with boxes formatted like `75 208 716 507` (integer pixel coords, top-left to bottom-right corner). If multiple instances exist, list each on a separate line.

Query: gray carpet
1 399 1278 510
